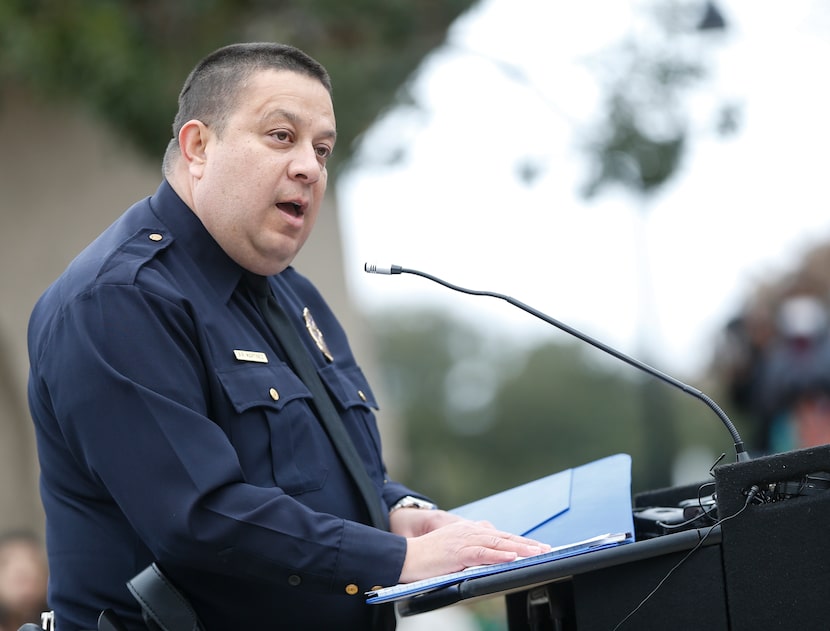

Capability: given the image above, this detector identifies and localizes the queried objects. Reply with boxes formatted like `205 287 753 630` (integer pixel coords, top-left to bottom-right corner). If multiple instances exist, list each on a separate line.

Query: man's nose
288 144 323 183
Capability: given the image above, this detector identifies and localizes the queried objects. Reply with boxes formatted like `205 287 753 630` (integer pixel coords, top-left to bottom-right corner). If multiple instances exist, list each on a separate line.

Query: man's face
189 69 336 275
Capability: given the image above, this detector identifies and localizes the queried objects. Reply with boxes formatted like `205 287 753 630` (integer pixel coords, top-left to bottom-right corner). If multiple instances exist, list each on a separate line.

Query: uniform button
148 233 163 242
269 388 279 401
345 583 359 595
357 390 367 402
288 575 301 586
371 585 383 592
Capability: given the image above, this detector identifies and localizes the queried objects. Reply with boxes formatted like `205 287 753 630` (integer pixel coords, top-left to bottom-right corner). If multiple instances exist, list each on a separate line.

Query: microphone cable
611 484 762 630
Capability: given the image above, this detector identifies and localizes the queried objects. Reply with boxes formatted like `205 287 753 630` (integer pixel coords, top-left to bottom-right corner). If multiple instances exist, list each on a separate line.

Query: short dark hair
162 42 331 174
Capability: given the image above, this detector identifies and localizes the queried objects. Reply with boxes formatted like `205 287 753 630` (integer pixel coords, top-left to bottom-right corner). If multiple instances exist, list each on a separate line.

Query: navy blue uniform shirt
27 181 416 630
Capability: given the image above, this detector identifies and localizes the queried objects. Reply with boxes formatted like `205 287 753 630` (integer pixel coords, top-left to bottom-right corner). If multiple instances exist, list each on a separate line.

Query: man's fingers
399 520 554 583
475 529 550 553
462 530 548 566
468 521 551 553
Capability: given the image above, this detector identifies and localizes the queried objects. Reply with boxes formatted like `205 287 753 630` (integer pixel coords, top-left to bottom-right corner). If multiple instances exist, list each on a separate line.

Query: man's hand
389 506 463 538
392 511 551 584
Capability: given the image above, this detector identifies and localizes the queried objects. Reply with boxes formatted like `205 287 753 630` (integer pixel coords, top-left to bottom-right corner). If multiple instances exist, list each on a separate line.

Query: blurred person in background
717 293 830 454
0 530 48 631
756 295 830 452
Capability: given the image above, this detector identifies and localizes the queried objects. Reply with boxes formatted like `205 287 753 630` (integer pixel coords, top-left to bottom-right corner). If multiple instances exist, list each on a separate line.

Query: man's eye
272 131 291 142
316 146 333 160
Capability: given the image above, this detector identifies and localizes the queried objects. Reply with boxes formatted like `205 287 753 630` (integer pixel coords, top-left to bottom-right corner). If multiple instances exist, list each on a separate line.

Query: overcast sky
337 0 830 380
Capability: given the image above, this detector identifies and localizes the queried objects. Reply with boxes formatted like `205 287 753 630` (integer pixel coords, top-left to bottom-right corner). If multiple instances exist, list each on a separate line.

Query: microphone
364 262 750 463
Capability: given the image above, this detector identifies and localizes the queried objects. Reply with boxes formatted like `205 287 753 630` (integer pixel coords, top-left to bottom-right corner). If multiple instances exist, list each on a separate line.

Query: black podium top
398 525 721 616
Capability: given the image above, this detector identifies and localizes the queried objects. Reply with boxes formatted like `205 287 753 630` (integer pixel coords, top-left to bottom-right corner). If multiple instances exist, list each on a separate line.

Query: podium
392 445 830 630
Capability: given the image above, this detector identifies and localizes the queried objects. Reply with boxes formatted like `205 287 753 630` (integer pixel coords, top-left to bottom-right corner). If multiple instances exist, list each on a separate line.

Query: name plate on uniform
233 349 269 363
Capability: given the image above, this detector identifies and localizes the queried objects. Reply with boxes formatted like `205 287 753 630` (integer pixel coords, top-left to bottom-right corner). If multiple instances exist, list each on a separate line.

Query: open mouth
276 201 303 217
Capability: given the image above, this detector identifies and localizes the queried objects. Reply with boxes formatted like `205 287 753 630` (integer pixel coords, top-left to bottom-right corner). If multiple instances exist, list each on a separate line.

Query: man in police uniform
27 43 546 630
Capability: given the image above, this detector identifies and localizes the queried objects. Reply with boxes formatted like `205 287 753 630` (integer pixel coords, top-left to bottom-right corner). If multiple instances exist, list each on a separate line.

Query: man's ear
178 120 211 177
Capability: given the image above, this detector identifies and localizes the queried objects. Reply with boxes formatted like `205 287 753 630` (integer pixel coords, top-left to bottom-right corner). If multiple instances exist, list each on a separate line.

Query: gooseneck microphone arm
364 262 749 463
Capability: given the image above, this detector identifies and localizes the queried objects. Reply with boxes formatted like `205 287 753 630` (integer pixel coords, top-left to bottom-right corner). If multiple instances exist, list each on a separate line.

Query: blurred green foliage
0 0 476 170
371 308 741 507
580 1 731 198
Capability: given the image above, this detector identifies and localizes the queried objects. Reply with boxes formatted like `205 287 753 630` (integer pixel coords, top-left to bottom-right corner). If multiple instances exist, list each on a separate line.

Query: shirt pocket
318 364 385 475
216 363 330 495
318 364 379 412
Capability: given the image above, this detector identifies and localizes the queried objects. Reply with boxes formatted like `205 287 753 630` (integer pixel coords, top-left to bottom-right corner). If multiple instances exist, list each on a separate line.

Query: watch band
389 495 437 513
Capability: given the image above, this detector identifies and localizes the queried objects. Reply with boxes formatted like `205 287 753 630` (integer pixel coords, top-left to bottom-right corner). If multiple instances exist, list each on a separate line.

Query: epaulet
96 227 174 285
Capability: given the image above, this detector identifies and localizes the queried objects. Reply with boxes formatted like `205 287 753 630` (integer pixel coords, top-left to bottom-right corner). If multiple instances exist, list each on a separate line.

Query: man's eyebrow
262 108 337 141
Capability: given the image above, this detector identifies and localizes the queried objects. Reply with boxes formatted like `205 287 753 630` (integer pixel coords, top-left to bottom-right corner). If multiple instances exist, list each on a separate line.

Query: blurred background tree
371 308 728 507
573 0 734 489
0 0 477 169
338 0 740 497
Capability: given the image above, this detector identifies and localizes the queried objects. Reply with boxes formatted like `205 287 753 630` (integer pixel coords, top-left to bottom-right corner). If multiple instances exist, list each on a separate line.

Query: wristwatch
389 495 437 513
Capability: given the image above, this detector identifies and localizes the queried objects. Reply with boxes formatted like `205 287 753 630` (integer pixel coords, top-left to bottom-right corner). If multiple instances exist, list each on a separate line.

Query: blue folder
366 453 634 604
451 452 634 546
